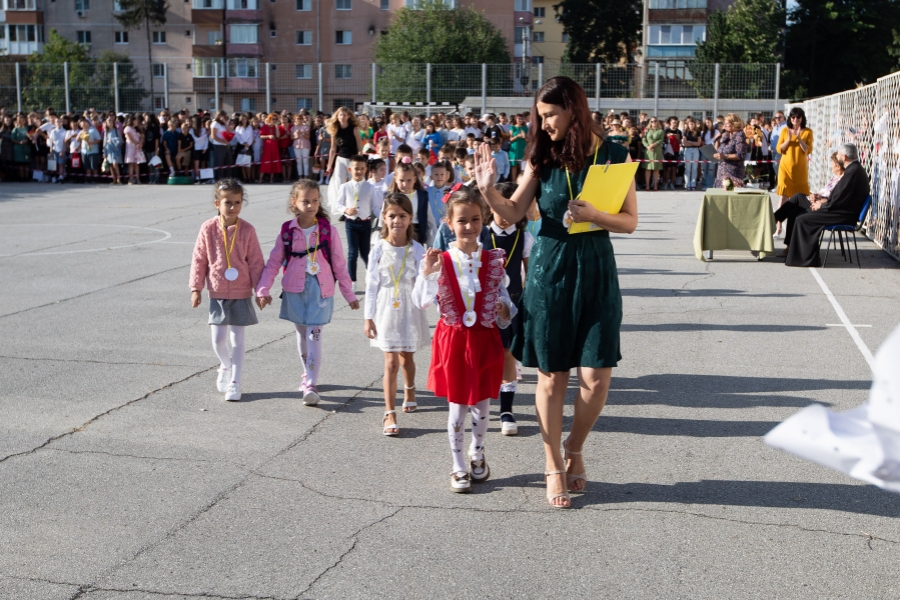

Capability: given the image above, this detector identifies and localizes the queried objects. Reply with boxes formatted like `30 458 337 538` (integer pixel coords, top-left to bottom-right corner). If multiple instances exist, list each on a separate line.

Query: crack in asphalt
44 447 234 466
0 354 198 368
295 508 404 599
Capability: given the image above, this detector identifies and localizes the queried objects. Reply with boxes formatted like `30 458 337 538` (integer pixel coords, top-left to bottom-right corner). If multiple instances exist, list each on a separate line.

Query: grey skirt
208 297 259 326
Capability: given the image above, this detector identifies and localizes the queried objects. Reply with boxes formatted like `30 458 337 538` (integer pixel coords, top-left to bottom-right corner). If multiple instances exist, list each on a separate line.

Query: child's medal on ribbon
388 243 411 313
306 260 320 275
502 273 510 288
305 225 321 275
463 311 477 327
224 268 239 281
220 217 240 282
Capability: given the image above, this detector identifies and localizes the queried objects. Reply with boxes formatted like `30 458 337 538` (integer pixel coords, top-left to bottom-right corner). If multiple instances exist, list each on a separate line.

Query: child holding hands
412 187 517 493
257 180 360 406
189 179 265 402
364 193 430 436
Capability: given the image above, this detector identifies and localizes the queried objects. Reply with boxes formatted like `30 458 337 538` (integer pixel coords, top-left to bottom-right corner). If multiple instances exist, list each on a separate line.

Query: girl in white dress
364 192 430 437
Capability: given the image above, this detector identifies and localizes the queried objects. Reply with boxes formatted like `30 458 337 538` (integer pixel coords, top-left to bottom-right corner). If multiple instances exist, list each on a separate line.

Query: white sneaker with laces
450 472 471 493
216 367 231 393
224 382 242 402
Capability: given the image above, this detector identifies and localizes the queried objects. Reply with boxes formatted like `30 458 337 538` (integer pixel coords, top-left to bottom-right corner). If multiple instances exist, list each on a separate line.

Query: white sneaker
169 167 175 175
302 384 320 406
500 419 519 436
450 472 471 493
224 382 242 402
216 367 231 393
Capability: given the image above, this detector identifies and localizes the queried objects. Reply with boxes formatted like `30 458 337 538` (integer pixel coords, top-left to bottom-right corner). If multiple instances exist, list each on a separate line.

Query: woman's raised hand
474 143 497 190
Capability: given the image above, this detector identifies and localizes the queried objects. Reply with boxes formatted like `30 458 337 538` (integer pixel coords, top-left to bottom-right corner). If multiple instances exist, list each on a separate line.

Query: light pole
518 17 542 96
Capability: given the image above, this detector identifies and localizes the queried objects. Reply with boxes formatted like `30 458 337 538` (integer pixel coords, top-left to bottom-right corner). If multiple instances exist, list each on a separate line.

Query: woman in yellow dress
775 107 813 237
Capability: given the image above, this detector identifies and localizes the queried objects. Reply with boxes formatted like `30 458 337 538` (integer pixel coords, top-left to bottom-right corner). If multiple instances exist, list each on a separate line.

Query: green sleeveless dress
512 141 629 372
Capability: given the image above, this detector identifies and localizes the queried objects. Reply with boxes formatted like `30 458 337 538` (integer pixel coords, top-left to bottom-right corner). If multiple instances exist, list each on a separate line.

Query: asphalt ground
1 181 899 599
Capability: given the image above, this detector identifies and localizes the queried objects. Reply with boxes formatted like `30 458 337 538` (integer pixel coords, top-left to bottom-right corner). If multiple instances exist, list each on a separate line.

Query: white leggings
211 325 246 384
294 324 323 386
295 148 310 177
448 399 491 475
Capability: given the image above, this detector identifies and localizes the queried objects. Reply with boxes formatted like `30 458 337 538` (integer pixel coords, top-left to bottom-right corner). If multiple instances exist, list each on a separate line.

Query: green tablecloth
693 190 776 261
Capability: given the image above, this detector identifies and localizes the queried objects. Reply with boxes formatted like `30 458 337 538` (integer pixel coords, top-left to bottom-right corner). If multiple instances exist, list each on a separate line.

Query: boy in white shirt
490 138 510 183
338 154 379 288
47 115 68 183
426 159 454 229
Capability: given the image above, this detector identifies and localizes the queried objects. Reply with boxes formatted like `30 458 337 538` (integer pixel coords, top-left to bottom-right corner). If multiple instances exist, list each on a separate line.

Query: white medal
391 296 402 311
463 311 477 327
502 274 510 288
306 261 320 275
224 267 239 281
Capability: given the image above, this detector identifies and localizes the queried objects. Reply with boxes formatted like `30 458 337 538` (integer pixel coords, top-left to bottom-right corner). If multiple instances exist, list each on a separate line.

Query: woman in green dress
475 76 638 508
508 113 528 182
11 114 33 182
641 117 663 191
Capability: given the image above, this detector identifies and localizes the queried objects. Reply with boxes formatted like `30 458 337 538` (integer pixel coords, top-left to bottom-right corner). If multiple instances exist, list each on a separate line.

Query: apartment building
1 0 47 56
528 0 563 64
643 0 736 60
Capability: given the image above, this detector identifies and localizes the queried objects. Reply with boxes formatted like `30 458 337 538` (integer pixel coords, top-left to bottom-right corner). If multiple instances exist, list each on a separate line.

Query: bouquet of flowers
722 177 735 191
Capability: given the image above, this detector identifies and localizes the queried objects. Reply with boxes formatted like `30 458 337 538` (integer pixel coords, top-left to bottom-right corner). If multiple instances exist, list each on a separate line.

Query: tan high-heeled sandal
564 438 587 492
545 470 571 509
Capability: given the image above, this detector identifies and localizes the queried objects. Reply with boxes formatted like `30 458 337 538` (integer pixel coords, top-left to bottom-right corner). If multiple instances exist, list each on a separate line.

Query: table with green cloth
693 190 776 261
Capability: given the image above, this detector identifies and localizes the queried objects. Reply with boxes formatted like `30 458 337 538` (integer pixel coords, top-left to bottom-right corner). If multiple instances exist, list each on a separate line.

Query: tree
373 0 511 103
783 0 900 99
115 0 168 103
691 0 785 99
22 30 146 112
553 0 642 64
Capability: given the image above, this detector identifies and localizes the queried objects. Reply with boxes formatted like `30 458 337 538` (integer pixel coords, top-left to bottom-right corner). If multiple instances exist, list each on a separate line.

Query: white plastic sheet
764 324 900 492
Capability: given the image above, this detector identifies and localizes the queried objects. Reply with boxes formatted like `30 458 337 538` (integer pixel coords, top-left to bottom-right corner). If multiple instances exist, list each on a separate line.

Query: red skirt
260 139 281 174
427 320 504 405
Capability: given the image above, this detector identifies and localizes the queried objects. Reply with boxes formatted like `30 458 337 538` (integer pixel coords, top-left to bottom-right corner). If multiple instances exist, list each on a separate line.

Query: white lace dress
364 239 430 352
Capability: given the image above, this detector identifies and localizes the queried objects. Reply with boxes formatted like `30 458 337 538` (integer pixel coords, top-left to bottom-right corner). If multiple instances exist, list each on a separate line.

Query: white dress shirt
488 222 535 258
338 179 378 220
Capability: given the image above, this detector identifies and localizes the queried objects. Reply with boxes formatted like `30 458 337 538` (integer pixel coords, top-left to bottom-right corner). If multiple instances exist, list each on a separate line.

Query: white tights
295 148 310 178
448 399 491 475
211 325 245 384
294 324 323 386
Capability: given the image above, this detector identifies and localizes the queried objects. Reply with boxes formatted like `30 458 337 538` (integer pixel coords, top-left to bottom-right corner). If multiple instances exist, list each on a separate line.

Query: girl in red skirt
413 187 517 493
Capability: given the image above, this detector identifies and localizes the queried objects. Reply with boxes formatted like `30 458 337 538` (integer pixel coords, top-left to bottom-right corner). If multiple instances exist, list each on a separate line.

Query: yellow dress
776 127 813 197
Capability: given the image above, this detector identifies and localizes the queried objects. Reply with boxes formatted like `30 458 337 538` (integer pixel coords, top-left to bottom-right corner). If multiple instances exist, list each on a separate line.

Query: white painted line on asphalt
826 324 872 327
810 268 876 371
2 224 172 256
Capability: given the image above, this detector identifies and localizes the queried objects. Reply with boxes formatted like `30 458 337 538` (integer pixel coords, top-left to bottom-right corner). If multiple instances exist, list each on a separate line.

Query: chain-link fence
1 60 779 116
790 75 900 260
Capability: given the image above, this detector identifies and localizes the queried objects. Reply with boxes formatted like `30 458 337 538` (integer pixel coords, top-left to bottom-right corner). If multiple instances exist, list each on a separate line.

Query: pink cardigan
189 217 265 300
257 218 356 304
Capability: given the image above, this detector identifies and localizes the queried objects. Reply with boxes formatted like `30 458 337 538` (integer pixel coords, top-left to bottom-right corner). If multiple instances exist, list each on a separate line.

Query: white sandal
382 410 399 436
402 385 417 412
563 438 587 492
545 470 571 508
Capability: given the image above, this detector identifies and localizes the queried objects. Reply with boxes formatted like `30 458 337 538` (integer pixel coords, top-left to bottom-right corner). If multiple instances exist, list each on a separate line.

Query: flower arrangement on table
722 177 735 191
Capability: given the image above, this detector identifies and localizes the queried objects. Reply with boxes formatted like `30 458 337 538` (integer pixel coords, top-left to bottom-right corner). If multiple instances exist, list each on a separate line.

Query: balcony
648 8 708 23
191 10 224 25
225 77 262 92
191 43 225 58
4 9 45 24
225 42 262 56
1 39 44 55
224 9 261 22
192 0 223 7
4 0 45 10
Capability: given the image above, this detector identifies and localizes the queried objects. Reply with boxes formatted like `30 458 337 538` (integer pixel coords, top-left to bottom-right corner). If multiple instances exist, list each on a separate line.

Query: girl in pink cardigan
189 179 265 402
257 179 360 406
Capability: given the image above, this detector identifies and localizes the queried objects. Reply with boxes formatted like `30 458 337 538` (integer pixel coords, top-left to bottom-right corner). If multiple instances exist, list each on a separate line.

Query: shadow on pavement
573 480 900 517
621 323 826 333
622 288 803 298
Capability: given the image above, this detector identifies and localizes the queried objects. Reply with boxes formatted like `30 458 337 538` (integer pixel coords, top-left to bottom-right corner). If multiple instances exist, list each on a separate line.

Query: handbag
71 153 81 169
148 155 162 167
235 153 252 166
47 158 57 171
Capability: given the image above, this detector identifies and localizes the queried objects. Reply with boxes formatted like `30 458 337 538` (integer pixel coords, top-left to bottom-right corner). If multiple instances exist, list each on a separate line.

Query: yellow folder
568 161 639 234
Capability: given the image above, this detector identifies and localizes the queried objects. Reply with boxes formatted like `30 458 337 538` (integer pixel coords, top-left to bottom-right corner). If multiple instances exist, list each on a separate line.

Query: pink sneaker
302 384 320 406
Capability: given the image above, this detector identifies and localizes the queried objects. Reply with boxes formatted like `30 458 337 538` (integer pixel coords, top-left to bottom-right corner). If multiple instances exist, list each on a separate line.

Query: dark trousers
212 145 232 180
774 192 811 247
345 218 371 282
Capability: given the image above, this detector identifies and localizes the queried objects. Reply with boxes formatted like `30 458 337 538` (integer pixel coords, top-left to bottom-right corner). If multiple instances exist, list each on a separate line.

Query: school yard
1 182 899 599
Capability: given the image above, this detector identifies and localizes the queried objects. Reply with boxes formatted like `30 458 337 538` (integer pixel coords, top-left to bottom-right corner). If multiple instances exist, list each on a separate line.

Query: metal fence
1 60 780 117
789 74 900 260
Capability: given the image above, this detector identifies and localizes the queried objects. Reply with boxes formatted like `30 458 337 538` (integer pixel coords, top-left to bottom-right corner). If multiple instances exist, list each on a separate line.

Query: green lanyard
565 141 600 201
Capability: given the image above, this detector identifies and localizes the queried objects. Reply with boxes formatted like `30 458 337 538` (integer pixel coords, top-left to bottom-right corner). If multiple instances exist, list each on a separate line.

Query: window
514 26 526 43
297 98 313 111
335 64 351 79
647 24 705 45
151 63 165 78
332 98 354 111
241 98 256 111
296 64 313 79
114 31 128 43
113 0 122 9
562 32 569 42
152 31 166 44
295 0 310 9
74 0 89 10
193 0 224 7
532 31 544 42
405 0 455 7
296 30 312 44
648 0 706 7
533 6 544 16
156 97 165 110
514 0 531 10
336 0 350 8
193 57 225 77
532 56 544 64
335 30 351 44
207 30 221 44
380 0 388 8
76 30 91 44
226 0 257 7
7 0 37 8
227 58 259 77
270 29 276 37
230 24 258 43
186 29 192 36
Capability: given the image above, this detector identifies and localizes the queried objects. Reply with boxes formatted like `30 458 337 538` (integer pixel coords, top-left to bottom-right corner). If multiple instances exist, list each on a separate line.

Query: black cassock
774 160 870 267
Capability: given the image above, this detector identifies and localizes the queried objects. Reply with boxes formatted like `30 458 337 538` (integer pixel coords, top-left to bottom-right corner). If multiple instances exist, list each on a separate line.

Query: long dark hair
526 76 604 175
788 106 807 130
379 192 416 242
